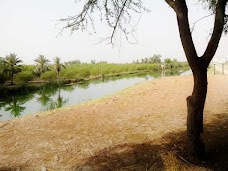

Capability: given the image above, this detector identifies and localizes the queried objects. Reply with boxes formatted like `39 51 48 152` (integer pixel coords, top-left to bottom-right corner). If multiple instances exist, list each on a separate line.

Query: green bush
79 68 90 77
14 71 35 84
0 73 8 85
22 65 35 72
136 64 147 71
147 64 160 71
90 66 101 76
40 70 56 81
61 65 80 79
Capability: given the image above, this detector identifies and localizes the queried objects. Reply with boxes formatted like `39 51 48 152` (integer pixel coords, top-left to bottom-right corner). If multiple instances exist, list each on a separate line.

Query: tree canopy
4 53 23 85
34 55 50 77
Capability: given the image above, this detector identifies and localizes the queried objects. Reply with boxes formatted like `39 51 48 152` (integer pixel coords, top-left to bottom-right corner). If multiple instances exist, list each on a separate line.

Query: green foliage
201 0 217 11
34 55 50 77
64 59 81 65
61 64 80 78
164 58 189 70
135 54 162 64
4 97 26 118
14 71 35 84
179 62 189 68
0 57 4 73
22 65 36 72
0 73 8 85
53 57 65 81
4 53 23 84
147 64 161 71
164 58 176 69
61 63 162 79
0 54 187 85
90 65 102 75
149 54 162 64
79 68 91 77
40 70 56 81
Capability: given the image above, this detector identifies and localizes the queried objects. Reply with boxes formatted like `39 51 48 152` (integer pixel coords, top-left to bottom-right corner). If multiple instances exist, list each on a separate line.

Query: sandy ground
0 74 228 171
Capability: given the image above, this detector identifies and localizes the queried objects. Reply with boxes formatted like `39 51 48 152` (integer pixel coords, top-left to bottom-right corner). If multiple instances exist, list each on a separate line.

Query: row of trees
0 53 187 85
133 55 184 70
0 53 65 85
133 54 162 64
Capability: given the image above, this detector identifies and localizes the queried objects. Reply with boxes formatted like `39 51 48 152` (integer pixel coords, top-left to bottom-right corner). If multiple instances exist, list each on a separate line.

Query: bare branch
202 0 228 66
110 0 128 44
191 13 215 33
59 0 149 44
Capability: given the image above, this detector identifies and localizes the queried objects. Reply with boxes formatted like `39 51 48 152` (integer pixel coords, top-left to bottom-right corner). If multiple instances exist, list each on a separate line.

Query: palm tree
34 55 50 77
4 53 23 85
53 57 65 82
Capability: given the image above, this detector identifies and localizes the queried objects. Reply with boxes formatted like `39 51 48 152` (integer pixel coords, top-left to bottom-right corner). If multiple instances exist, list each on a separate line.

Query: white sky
0 0 227 64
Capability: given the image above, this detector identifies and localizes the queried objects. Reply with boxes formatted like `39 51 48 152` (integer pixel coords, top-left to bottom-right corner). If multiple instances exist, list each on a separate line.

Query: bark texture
165 0 227 159
187 69 207 159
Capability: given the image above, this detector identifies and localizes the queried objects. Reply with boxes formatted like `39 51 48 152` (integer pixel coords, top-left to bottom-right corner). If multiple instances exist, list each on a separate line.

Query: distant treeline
0 53 189 86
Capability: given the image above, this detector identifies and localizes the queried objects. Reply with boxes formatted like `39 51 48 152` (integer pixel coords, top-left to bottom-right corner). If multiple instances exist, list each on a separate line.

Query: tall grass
1 62 189 85
59 63 163 80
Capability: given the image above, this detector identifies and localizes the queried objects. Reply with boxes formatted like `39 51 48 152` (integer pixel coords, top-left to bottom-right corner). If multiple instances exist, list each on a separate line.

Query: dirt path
0 75 228 171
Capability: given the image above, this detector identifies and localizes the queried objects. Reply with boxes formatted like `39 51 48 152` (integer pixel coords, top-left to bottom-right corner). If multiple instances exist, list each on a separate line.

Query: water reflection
46 88 69 110
0 70 190 121
4 97 26 118
1 92 34 119
37 90 51 107
77 82 90 89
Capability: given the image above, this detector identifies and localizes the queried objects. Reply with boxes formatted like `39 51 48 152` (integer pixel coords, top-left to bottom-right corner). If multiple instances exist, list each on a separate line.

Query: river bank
0 74 228 170
0 70 154 95
0 68 189 95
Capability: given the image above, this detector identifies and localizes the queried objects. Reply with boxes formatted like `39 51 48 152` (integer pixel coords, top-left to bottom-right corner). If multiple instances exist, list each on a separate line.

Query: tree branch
202 0 228 67
165 0 176 10
191 14 214 33
110 0 128 45
174 0 200 72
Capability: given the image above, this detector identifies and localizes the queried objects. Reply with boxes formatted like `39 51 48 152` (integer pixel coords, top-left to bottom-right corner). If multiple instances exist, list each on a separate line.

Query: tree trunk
164 0 227 160
187 69 207 159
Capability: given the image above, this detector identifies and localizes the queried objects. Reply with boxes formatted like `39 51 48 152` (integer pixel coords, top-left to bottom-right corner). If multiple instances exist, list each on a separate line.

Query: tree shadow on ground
202 114 228 171
0 164 28 171
76 143 165 171
75 113 228 171
0 114 227 171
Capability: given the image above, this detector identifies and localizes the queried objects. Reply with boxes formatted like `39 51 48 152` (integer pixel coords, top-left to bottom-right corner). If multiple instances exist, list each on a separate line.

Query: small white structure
212 57 226 74
213 57 226 64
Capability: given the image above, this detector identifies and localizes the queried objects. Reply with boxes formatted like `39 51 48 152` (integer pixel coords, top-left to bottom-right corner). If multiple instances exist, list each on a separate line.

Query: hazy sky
0 0 227 64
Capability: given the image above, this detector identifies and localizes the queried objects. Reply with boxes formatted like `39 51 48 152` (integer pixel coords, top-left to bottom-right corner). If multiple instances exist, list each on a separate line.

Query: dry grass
0 74 228 170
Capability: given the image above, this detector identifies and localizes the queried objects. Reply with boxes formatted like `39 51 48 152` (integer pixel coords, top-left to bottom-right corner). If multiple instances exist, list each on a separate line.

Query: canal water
0 70 191 121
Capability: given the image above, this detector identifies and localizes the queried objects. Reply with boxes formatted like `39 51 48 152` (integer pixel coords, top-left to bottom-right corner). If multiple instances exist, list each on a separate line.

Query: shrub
61 65 80 79
136 64 147 71
79 68 90 77
14 71 35 84
0 73 8 85
89 65 102 76
40 70 56 81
